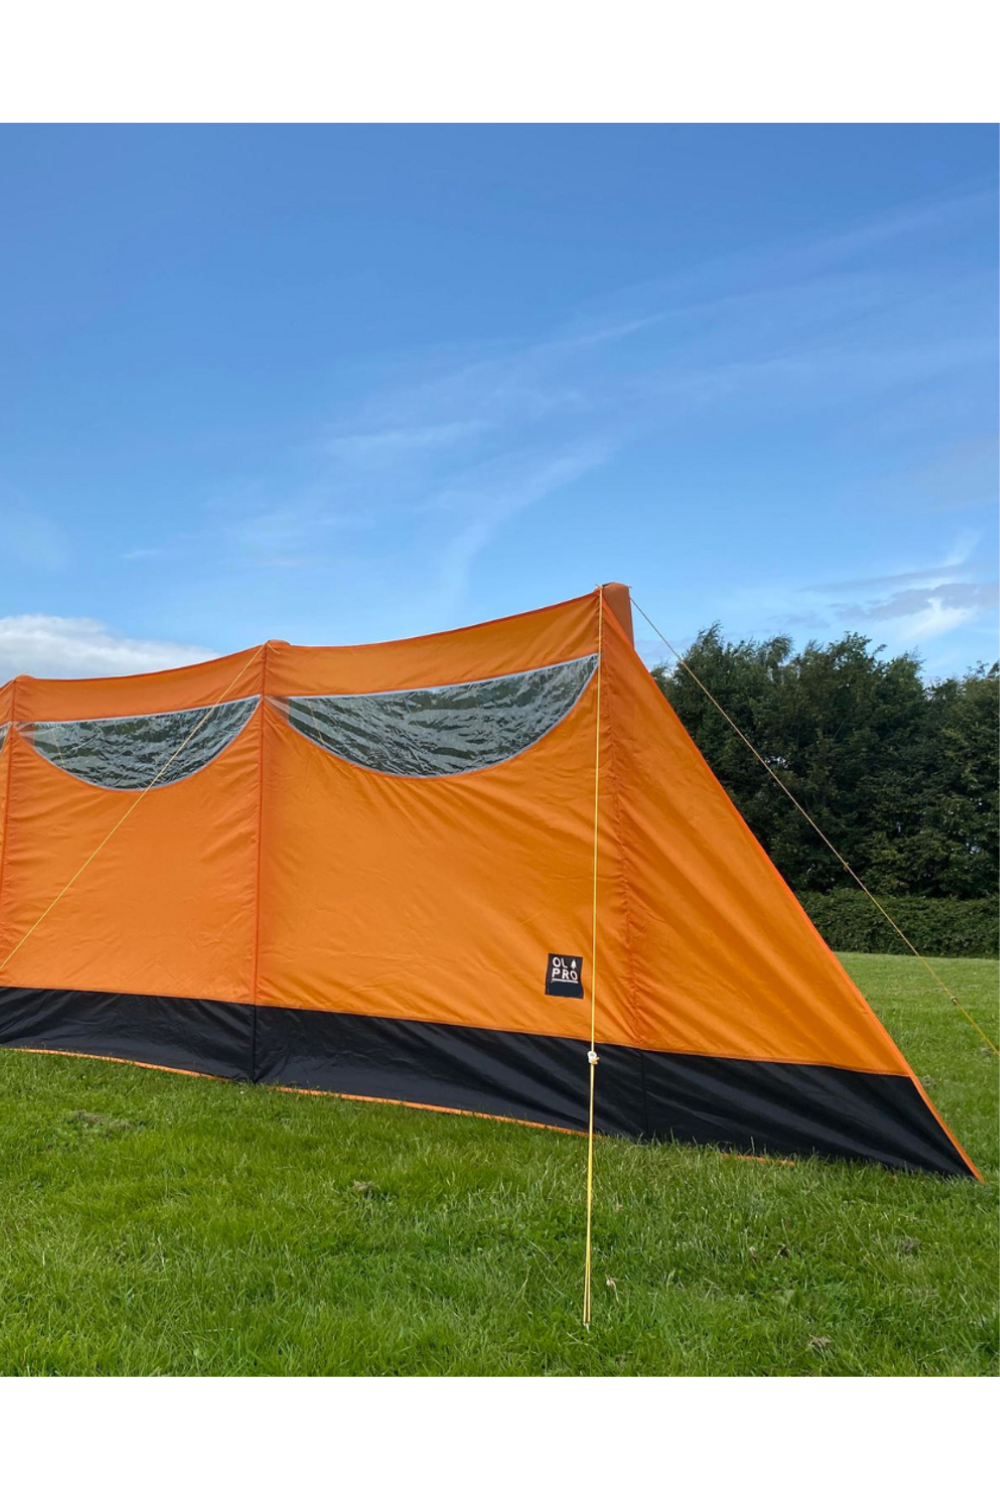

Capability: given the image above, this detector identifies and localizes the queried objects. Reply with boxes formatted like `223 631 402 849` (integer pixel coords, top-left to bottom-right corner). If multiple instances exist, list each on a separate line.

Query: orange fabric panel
0 715 260 1002
0 681 13 723
14 646 265 722
256 681 638 1045
267 593 598 697
602 616 909 1075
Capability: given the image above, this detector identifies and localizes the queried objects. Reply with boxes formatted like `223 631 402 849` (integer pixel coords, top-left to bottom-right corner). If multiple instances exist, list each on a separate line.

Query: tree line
653 626 999 901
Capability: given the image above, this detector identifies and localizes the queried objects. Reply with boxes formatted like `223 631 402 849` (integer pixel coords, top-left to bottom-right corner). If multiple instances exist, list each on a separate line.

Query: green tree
653 628 999 899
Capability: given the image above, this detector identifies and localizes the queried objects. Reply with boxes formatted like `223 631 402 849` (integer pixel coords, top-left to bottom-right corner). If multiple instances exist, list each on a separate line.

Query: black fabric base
0 985 251 1081
0 986 974 1176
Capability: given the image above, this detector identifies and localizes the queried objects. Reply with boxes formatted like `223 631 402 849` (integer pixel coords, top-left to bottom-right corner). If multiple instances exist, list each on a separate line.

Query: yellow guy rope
583 587 604 1329
0 645 265 979
631 599 999 1059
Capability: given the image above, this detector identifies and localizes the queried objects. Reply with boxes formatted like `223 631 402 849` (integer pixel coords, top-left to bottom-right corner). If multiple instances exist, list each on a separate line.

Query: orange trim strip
726 1152 795 1166
3 1044 580 1132
910 1071 984 1181
11 1045 226 1081
267 1084 583 1134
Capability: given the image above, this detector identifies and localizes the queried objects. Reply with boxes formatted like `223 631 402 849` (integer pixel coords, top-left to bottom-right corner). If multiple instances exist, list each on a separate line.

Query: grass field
1 953 996 1376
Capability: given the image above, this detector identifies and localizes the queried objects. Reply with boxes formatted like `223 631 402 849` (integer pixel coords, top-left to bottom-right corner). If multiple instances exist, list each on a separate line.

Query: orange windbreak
601 613 908 1075
0 588 977 1178
256 672 640 1045
0 588 920 1074
0 714 260 1002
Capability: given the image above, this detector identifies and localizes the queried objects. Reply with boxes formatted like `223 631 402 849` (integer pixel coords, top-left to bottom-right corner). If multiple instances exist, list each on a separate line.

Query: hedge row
798 890 998 959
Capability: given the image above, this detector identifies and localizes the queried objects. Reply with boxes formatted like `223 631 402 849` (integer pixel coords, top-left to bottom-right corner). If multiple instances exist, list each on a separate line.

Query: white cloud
943 528 981 569
721 530 998 670
421 442 615 617
901 598 979 642
836 580 997 628
0 616 213 681
822 535 997 651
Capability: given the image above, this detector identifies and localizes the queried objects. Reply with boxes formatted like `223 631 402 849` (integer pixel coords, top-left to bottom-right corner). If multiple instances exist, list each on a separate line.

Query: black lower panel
638 1051 972 1178
0 985 252 1081
252 1005 972 1176
252 1003 630 1132
0 986 973 1176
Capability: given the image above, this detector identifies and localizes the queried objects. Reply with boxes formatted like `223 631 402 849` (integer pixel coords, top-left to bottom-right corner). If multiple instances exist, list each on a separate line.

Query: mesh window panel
281 655 598 777
21 697 259 790
0 723 7 753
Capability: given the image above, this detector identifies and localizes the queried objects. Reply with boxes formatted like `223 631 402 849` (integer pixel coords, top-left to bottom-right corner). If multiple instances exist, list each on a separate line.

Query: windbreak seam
602 620 646 1055
0 690 17 949
249 648 269 1078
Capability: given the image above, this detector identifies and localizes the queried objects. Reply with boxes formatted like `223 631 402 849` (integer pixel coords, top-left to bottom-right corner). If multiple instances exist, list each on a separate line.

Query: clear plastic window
21 697 259 790
281 655 597 777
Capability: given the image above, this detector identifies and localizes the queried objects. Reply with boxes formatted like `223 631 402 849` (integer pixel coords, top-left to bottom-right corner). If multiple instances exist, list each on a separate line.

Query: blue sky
0 125 996 682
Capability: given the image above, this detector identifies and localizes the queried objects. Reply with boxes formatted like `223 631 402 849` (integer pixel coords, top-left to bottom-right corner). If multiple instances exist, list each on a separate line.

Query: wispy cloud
421 442 615 618
758 529 999 664
310 191 994 490
835 580 999 638
0 616 212 680
121 185 997 635
809 530 981 596
325 420 489 462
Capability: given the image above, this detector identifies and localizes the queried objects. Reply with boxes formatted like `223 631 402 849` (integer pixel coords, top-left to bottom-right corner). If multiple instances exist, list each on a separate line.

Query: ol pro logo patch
545 953 584 998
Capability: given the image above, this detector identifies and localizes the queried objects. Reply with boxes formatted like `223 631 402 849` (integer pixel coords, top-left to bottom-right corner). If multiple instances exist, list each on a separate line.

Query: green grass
1 954 996 1375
